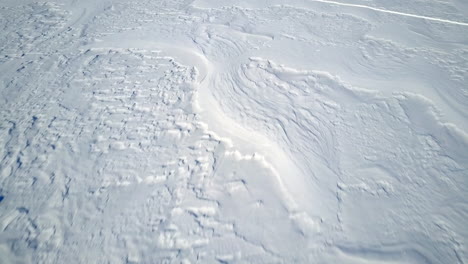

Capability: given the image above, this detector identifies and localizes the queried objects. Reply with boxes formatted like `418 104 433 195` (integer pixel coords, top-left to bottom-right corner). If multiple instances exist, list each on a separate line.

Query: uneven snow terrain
0 0 467 263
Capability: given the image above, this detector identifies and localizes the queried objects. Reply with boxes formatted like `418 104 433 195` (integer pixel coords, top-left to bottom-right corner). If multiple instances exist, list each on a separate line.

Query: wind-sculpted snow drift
0 0 467 263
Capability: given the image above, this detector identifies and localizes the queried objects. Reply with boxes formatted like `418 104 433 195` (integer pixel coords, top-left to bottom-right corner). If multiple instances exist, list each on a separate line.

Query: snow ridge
0 0 467 263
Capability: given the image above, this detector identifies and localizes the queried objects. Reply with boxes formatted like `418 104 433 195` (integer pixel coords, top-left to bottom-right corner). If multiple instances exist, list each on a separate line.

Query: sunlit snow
0 0 467 263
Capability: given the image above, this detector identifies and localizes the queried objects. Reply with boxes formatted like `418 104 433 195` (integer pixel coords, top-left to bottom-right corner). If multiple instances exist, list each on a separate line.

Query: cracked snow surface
0 0 467 263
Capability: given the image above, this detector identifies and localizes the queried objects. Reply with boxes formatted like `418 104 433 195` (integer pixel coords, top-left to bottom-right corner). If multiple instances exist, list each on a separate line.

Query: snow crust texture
0 0 467 263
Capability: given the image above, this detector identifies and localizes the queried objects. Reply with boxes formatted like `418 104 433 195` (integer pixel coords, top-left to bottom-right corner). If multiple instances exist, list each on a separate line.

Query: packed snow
0 0 467 263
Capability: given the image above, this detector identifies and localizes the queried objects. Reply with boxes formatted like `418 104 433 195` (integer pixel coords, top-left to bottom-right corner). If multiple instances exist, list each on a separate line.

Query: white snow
0 0 467 263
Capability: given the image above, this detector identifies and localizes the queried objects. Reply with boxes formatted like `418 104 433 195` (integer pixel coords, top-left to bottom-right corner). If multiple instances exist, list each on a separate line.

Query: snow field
0 0 467 263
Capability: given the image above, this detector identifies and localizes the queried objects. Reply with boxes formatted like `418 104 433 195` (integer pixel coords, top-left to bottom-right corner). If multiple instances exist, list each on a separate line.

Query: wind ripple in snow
0 0 467 263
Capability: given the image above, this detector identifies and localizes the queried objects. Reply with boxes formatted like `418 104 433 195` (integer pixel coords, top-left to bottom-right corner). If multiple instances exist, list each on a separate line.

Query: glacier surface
0 0 467 263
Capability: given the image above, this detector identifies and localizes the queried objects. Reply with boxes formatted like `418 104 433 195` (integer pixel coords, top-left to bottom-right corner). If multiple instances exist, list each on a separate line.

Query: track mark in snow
308 0 468 26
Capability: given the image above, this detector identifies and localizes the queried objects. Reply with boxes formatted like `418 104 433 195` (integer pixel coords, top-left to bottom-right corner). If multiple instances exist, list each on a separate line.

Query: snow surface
0 0 467 263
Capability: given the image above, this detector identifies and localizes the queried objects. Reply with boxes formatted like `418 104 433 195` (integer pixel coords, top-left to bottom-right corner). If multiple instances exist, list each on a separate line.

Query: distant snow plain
0 0 467 263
